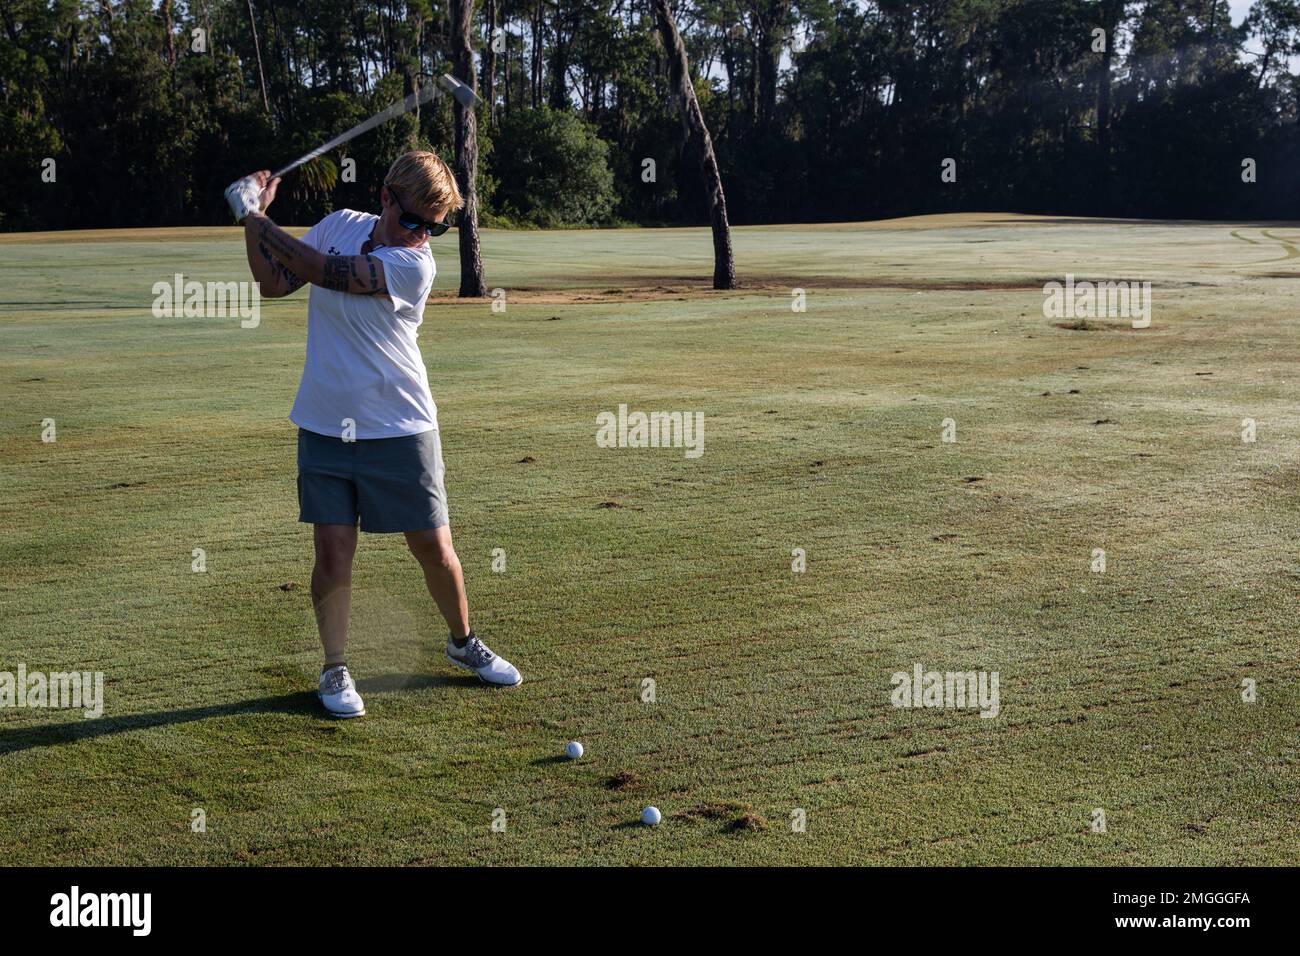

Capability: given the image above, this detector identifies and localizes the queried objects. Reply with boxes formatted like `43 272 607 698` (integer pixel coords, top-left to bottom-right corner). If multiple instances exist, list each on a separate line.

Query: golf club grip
271 84 441 179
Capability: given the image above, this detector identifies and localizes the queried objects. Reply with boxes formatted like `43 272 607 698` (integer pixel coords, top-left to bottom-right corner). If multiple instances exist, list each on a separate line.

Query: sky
1228 0 1254 26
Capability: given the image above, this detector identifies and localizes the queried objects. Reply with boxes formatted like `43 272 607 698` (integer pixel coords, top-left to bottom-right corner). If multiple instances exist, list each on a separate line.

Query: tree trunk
414 16 424 130
245 0 271 114
1096 0 1121 150
531 5 542 109
451 0 486 298
162 0 176 75
483 0 498 125
753 2 789 128
747 33 759 127
548 7 568 109
1257 43 1275 91
652 0 736 290
722 34 735 115
398 6 417 133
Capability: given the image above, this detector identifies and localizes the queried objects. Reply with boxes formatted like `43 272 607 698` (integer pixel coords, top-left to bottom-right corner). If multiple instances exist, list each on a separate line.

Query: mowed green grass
1 214 1298 865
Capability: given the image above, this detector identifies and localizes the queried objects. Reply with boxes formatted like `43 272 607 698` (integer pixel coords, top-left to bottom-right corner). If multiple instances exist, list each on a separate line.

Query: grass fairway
2 213 1297 865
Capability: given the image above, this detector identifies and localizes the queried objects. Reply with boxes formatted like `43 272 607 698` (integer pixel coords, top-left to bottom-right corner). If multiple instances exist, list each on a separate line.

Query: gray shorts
297 427 448 533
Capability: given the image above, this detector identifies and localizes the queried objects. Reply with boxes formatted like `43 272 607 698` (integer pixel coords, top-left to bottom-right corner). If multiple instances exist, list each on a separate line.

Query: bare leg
312 523 358 666
404 525 470 640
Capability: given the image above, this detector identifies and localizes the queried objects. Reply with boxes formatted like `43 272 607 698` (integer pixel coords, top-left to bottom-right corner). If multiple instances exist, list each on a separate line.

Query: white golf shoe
446 633 522 687
318 664 365 718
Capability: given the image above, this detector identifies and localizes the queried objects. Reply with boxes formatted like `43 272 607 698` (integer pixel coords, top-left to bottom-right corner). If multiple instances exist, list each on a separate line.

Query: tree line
4 0 1300 233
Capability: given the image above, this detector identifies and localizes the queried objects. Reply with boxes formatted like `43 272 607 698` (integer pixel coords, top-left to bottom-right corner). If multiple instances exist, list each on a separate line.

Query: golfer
234 151 522 718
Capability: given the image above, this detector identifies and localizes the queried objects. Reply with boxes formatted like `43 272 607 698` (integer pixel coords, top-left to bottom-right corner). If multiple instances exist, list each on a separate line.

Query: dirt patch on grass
674 802 766 832
605 771 642 790
426 285 701 305
1053 320 1138 332
680 802 738 819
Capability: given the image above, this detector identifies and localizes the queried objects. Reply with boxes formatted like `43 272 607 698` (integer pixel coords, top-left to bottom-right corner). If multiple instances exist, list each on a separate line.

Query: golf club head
438 73 483 109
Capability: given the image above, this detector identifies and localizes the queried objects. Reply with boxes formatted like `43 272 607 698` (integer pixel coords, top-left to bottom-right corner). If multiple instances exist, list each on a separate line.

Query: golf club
269 74 477 180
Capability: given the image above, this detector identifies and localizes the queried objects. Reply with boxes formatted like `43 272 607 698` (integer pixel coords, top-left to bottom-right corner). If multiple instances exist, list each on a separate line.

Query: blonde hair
385 150 463 213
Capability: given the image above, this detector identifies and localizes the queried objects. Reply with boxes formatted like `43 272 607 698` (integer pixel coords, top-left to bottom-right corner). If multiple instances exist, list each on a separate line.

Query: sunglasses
386 184 452 236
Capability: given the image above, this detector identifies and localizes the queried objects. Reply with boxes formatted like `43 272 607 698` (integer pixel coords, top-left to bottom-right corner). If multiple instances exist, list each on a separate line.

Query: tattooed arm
243 216 307 298
244 212 386 296
237 170 386 297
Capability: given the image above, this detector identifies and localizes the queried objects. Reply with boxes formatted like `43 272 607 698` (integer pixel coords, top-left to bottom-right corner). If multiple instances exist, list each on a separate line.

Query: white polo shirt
289 209 437 439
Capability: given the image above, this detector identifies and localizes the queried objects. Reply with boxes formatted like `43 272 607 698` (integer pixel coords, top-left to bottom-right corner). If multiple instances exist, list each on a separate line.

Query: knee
408 535 457 571
314 530 356 577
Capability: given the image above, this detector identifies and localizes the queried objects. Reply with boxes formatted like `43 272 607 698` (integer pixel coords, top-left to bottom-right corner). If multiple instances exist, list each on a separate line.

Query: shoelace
322 667 351 695
458 637 495 668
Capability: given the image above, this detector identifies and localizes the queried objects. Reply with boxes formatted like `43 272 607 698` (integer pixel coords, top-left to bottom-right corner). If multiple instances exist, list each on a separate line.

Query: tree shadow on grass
0 672 476 754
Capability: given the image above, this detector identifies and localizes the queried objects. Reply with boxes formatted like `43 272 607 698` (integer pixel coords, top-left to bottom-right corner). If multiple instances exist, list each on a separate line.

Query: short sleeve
372 246 435 316
298 211 339 252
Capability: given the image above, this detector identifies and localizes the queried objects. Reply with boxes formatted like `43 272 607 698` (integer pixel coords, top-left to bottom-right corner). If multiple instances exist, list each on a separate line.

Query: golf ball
565 741 584 759
641 806 662 826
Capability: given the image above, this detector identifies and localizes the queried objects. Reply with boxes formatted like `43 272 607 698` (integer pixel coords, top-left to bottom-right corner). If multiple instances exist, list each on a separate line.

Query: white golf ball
641 806 662 826
565 741 584 760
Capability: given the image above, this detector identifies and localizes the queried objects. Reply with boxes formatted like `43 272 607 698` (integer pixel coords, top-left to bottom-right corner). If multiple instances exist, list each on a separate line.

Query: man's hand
225 176 261 223
225 170 281 223
250 170 281 214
